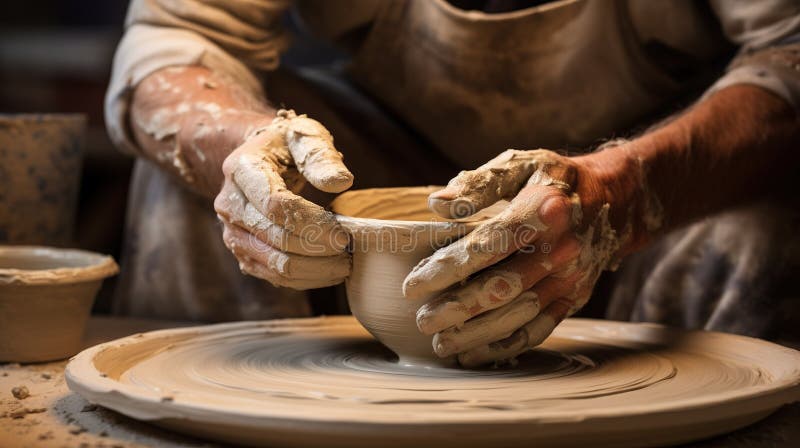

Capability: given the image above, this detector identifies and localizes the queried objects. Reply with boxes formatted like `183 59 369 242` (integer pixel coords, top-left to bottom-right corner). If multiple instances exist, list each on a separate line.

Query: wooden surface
1 316 799 448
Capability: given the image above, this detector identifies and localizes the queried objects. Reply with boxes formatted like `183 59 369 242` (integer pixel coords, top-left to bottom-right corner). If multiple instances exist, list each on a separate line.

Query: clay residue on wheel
64 317 800 447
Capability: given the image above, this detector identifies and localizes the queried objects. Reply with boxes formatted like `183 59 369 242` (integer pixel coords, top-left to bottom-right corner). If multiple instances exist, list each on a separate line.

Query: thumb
428 149 536 219
279 110 354 193
428 149 575 219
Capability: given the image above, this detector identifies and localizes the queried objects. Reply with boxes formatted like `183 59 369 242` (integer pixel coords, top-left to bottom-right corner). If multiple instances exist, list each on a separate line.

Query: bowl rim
0 245 119 286
330 186 491 232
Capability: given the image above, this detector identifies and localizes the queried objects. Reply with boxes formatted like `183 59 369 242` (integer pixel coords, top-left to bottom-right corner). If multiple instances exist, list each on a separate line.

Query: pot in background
0 114 86 246
0 246 118 363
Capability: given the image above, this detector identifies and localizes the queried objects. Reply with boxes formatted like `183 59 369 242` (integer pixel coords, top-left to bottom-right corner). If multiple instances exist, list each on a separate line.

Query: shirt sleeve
704 0 800 110
105 0 292 156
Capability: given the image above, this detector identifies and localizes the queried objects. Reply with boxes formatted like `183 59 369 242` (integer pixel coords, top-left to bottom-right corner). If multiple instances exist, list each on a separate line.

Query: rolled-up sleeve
705 0 800 110
105 0 292 155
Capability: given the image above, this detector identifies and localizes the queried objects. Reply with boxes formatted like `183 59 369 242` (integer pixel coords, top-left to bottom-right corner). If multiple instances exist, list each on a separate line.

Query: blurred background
0 1 344 313
1 1 131 311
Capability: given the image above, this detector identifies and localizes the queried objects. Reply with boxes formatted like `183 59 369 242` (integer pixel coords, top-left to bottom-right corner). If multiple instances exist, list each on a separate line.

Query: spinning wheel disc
66 317 800 447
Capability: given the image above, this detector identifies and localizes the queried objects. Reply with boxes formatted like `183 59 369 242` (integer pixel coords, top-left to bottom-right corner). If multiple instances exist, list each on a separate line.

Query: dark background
0 1 344 313
1 1 131 311
0 0 609 319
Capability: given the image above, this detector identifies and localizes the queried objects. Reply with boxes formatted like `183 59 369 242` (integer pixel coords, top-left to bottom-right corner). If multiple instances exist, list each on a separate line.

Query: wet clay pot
0 114 86 246
332 187 495 367
0 246 118 362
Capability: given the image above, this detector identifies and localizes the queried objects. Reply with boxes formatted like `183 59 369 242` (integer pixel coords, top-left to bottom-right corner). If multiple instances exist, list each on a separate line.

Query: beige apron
350 0 683 167
346 0 800 343
114 0 712 322
117 1 799 342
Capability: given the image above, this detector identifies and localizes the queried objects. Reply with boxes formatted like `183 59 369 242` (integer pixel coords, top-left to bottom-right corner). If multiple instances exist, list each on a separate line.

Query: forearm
581 85 800 255
129 65 277 197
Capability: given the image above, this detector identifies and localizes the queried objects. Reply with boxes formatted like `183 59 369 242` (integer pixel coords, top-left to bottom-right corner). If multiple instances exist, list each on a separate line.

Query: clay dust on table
0 361 216 448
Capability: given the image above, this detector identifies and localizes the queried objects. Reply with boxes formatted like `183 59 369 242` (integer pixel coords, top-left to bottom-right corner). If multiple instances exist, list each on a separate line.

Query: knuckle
554 235 582 262
221 225 236 246
481 270 524 302
221 153 240 176
527 148 549 157
540 194 571 217
538 194 572 228
213 191 231 215
499 148 524 161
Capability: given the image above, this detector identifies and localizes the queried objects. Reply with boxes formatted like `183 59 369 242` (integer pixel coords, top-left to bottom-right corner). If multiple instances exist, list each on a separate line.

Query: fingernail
416 313 436 334
434 336 456 357
402 279 420 299
435 345 450 357
429 187 457 200
427 197 451 218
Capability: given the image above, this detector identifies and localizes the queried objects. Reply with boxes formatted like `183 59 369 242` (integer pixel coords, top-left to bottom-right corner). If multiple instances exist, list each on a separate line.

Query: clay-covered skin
404 84 800 367
131 63 798 359
216 109 353 290
130 66 273 197
404 148 641 367
131 66 354 290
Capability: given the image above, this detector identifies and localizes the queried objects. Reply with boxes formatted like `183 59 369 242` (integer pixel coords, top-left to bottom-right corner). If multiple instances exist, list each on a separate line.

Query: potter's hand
403 149 622 367
215 109 353 289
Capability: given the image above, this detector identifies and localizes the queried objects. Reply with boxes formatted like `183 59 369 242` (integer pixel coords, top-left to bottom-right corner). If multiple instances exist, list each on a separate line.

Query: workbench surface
1 317 798 448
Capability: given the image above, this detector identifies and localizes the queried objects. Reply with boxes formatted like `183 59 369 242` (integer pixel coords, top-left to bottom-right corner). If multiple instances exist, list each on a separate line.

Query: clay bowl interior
331 186 499 367
0 246 118 363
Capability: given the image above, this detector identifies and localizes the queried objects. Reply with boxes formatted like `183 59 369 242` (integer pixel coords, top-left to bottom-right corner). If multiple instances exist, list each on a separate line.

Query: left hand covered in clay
403 149 628 367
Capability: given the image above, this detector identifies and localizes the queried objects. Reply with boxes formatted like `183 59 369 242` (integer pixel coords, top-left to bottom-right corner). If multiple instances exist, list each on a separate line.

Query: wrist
176 110 277 196
575 140 661 257
130 73 277 197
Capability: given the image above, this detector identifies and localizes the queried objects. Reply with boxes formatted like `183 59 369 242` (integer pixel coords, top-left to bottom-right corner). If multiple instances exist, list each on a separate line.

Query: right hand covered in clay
403 148 647 367
214 110 354 289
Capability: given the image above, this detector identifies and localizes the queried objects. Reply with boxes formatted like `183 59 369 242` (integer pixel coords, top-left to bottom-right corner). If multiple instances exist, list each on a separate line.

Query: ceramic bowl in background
0 246 118 362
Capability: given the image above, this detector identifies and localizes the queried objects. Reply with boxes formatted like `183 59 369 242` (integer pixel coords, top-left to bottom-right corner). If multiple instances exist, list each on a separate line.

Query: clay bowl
0 246 118 362
332 186 500 367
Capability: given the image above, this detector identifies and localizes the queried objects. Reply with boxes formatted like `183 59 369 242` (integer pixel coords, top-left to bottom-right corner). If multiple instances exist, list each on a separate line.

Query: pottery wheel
66 316 800 447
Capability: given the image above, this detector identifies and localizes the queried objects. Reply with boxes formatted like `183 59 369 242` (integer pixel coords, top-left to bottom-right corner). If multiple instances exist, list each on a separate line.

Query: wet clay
215 108 353 290
0 246 118 362
331 187 504 366
66 316 800 447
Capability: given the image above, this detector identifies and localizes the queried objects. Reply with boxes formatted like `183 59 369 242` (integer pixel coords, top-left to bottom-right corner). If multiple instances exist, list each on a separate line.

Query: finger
215 182 345 256
223 223 350 280
417 270 526 335
432 291 540 358
226 149 347 253
457 299 572 368
427 150 538 219
216 181 307 254
277 109 354 193
415 235 580 334
222 223 350 289
431 272 578 357
428 149 573 219
237 255 348 290
404 189 573 300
